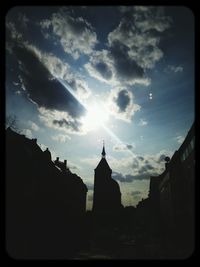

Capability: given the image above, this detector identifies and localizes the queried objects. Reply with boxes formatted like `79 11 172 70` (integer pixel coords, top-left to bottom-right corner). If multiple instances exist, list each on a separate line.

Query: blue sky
6 6 194 209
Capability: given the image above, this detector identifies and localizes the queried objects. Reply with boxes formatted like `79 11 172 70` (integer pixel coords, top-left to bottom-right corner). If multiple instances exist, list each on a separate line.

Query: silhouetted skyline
5 123 194 259
6 6 194 210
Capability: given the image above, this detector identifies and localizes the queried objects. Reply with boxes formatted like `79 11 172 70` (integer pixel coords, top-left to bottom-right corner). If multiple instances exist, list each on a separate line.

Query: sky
6 6 194 210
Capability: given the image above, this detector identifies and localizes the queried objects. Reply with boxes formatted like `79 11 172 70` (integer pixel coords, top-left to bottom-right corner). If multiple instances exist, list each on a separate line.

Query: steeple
101 140 106 158
93 140 123 212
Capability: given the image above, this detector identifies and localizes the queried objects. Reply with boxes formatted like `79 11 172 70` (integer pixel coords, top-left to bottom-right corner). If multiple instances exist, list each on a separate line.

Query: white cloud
134 6 172 33
84 7 170 122
38 107 106 136
81 148 173 209
81 149 173 183
87 191 93 202
113 143 135 152
109 149 173 178
84 50 115 84
38 143 47 151
40 19 51 29
40 11 98 59
164 65 183 73
85 8 167 87
17 13 29 28
85 7 171 124
51 133 71 143
69 78 91 100
85 49 151 87
38 107 86 135
106 88 141 122
9 40 93 136
80 155 100 167
86 189 94 210
6 21 22 54
139 118 148 126
175 135 184 144
28 120 39 131
108 27 164 70
107 6 171 72
6 21 22 40
23 129 32 139
24 43 91 100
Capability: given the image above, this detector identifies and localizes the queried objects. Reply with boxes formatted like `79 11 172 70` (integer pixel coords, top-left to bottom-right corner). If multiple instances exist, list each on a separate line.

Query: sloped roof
95 157 111 171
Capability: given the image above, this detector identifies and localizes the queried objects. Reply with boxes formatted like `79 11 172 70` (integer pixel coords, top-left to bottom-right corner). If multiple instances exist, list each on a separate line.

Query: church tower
92 143 123 213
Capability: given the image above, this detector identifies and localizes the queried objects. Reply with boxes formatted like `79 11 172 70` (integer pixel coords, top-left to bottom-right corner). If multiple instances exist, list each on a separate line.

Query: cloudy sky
6 6 194 209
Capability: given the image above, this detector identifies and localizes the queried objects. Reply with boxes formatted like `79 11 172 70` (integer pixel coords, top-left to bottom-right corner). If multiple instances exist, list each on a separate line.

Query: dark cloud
112 154 164 183
113 145 121 151
112 172 134 183
110 41 145 82
86 8 169 88
84 50 114 84
113 143 134 151
124 174 135 182
67 78 91 99
115 89 130 112
132 158 139 169
138 164 154 174
108 87 141 122
94 62 112 80
13 45 85 117
146 164 154 170
105 6 172 85
157 154 167 163
112 172 122 181
53 119 81 132
113 171 151 183
131 174 151 180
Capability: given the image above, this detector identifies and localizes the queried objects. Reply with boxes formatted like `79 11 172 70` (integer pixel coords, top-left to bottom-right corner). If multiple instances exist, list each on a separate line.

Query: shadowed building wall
148 122 195 258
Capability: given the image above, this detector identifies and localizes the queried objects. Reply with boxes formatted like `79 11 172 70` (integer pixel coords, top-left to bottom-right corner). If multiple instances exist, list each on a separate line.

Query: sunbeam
58 78 134 156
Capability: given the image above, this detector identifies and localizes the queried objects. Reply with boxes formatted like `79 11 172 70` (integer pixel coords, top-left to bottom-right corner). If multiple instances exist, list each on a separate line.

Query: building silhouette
148 122 195 258
6 127 88 259
5 123 195 259
92 144 123 213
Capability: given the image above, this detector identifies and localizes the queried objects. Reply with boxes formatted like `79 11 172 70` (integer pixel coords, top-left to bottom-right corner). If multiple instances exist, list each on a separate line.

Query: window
190 136 195 150
181 152 185 162
181 136 194 162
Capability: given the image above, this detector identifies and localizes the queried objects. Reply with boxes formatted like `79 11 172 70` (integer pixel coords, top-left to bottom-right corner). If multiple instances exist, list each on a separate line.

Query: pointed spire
101 140 106 158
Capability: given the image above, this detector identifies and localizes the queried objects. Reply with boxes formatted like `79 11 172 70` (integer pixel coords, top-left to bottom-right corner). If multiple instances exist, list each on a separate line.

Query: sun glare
81 103 109 131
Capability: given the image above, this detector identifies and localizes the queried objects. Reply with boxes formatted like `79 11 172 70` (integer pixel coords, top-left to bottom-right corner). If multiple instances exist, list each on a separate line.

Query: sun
81 103 109 131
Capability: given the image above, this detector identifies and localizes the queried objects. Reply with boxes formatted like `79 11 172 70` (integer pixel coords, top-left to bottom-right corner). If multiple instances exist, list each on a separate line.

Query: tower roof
101 140 106 158
95 157 111 171
95 143 111 171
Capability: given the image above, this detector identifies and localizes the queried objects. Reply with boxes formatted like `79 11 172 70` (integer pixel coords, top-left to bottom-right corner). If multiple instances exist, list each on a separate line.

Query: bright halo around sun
81 103 109 131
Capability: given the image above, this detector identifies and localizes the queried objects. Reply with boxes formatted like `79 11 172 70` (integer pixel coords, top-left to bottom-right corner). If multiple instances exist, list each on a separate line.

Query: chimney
164 156 170 170
64 160 67 168
56 157 59 162
165 162 168 170
32 138 37 143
